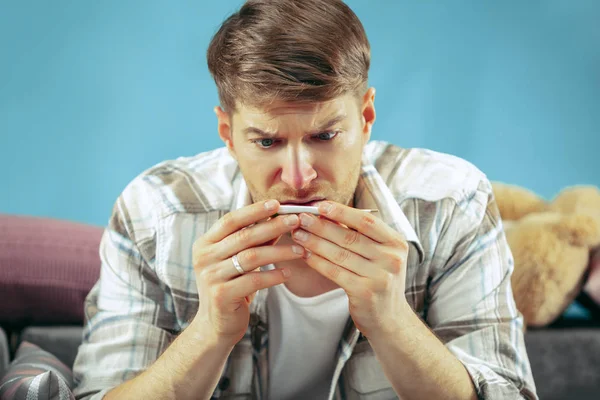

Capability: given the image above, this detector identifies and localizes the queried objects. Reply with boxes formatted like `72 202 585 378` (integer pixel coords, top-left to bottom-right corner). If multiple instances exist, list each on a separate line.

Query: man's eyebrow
242 127 278 137
241 114 347 137
311 114 346 133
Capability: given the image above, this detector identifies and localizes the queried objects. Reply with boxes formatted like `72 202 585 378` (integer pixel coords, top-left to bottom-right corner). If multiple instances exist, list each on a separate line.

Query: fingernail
299 213 313 227
292 245 304 255
284 215 299 226
293 230 309 241
303 250 312 259
265 200 278 210
319 203 333 214
281 268 291 278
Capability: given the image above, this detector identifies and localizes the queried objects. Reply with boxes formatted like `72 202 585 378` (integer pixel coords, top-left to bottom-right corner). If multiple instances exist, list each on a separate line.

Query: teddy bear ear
550 185 600 215
554 214 600 248
491 181 548 221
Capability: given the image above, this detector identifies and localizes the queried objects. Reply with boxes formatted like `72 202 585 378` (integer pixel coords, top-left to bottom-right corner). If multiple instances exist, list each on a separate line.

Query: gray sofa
1 214 599 399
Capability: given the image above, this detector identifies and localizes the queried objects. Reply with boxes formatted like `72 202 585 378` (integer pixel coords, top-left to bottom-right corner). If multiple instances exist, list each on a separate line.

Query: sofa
1 213 599 399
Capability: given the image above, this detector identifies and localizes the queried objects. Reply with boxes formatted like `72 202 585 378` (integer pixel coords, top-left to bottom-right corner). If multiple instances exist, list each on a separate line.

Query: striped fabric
0 341 74 400
72 140 538 399
0 328 8 379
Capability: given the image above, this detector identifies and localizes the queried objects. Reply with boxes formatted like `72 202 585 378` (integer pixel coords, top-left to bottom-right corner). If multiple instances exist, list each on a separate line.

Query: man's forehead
233 95 354 127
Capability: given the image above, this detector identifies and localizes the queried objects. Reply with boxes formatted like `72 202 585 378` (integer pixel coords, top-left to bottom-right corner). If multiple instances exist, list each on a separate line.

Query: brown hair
207 0 371 112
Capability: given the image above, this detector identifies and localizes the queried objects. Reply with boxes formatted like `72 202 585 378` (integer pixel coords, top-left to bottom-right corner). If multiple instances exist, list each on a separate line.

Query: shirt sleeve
425 180 538 400
72 189 177 399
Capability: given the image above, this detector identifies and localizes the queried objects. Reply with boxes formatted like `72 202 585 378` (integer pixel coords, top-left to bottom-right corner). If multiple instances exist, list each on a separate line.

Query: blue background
1 0 599 227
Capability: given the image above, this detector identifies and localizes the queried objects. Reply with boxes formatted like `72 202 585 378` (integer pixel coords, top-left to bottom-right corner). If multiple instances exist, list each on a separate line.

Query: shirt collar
354 160 424 263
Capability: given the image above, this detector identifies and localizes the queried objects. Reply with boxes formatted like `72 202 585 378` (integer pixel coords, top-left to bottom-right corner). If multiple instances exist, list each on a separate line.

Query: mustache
273 185 327 201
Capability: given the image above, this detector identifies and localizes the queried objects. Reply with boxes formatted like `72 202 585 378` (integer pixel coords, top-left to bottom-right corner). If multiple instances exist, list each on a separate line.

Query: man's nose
280 148 317 190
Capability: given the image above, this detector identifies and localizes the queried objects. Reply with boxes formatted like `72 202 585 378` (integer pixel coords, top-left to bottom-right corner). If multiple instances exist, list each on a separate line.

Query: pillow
0 341 74 400
0 214 103 326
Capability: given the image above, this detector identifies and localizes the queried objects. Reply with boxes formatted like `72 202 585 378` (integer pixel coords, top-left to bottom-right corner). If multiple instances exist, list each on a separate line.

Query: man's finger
203 200 280 244
302 251 357 291
216 214 300 259
301 213 379 260
223 268 291 300
291 228 376 278
317 202 397 244
218 244 305 281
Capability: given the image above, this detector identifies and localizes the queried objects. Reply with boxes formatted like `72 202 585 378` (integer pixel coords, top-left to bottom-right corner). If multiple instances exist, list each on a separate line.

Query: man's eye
314 131 338 141
253 138 276 148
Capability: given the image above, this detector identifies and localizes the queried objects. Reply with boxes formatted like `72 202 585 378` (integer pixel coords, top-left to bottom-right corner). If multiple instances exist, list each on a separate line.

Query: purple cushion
0 214 103 326
0 341 74 400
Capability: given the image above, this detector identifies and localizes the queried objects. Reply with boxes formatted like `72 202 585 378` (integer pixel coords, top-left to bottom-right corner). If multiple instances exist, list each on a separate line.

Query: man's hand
291 201 410 339
192 199 303 347
105 200 304 400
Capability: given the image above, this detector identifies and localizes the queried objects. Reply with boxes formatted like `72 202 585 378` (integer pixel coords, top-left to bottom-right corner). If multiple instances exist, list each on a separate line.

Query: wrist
369 300 415 343
188 318 235 354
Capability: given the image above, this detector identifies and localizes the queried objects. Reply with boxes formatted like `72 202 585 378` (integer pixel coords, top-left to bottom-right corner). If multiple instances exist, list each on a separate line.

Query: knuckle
386 252 404 273
392 236 408 250
334 248 351 264
279 214 297 227
343 230 360 246
220 212 235 230
242 247 259 265
198 266 218 283
212 285 228 306
329 205 342 218
236 227 252 245
192 241 211 268
250 273 263 290
192 242 203 265
359 214 377 230
327 264 342 280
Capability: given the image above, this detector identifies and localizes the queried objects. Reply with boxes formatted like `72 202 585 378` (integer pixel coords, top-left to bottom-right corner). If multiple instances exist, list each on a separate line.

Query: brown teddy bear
491 182 600 327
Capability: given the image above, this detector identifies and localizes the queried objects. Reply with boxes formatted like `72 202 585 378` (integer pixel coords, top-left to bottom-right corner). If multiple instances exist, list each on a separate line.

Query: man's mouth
281 198 325 207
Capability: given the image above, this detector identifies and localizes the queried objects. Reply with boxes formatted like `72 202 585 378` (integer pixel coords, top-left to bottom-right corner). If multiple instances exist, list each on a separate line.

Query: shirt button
219 377 230 391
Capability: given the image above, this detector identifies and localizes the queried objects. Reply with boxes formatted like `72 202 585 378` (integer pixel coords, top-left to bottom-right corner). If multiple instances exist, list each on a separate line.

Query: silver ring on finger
231 254 245 275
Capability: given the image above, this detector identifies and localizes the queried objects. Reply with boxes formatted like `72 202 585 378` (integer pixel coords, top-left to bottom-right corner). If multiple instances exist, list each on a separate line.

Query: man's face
216 88 376 207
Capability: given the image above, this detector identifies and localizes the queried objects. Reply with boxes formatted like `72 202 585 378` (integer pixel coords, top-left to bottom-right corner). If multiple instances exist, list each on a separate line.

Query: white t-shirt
267 281 350 400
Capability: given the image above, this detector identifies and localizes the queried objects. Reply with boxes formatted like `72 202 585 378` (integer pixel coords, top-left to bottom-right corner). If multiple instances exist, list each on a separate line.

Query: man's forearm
368 303 478 400
104 320 233 400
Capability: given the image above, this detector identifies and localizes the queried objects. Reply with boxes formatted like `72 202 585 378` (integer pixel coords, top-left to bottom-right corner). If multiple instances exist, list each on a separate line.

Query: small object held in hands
277 205 379 215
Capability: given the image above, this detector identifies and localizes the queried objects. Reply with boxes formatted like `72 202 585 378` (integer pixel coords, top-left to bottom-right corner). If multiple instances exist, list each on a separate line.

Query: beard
242 162 362 208
242 161 363 256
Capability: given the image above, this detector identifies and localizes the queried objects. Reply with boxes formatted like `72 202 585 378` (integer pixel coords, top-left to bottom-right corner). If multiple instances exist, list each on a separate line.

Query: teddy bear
491 182 600 327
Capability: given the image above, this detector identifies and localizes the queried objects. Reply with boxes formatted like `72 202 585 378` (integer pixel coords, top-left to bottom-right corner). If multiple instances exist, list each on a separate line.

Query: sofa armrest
19 326 83 369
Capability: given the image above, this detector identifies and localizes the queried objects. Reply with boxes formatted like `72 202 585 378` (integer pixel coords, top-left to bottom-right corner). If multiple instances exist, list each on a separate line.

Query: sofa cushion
0 214 103 327
0 341 74 400
525 328 600 400
19 326 83 369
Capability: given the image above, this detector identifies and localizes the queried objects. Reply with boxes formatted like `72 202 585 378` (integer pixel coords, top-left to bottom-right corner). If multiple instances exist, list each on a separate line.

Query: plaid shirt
72 140 538 400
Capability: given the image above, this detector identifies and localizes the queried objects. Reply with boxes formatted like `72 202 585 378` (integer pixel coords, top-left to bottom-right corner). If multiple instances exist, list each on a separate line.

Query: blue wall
1 1 599 227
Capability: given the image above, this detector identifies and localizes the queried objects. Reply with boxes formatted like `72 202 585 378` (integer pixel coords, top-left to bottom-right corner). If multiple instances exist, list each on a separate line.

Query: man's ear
361 87 376 144
215 106 236 160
